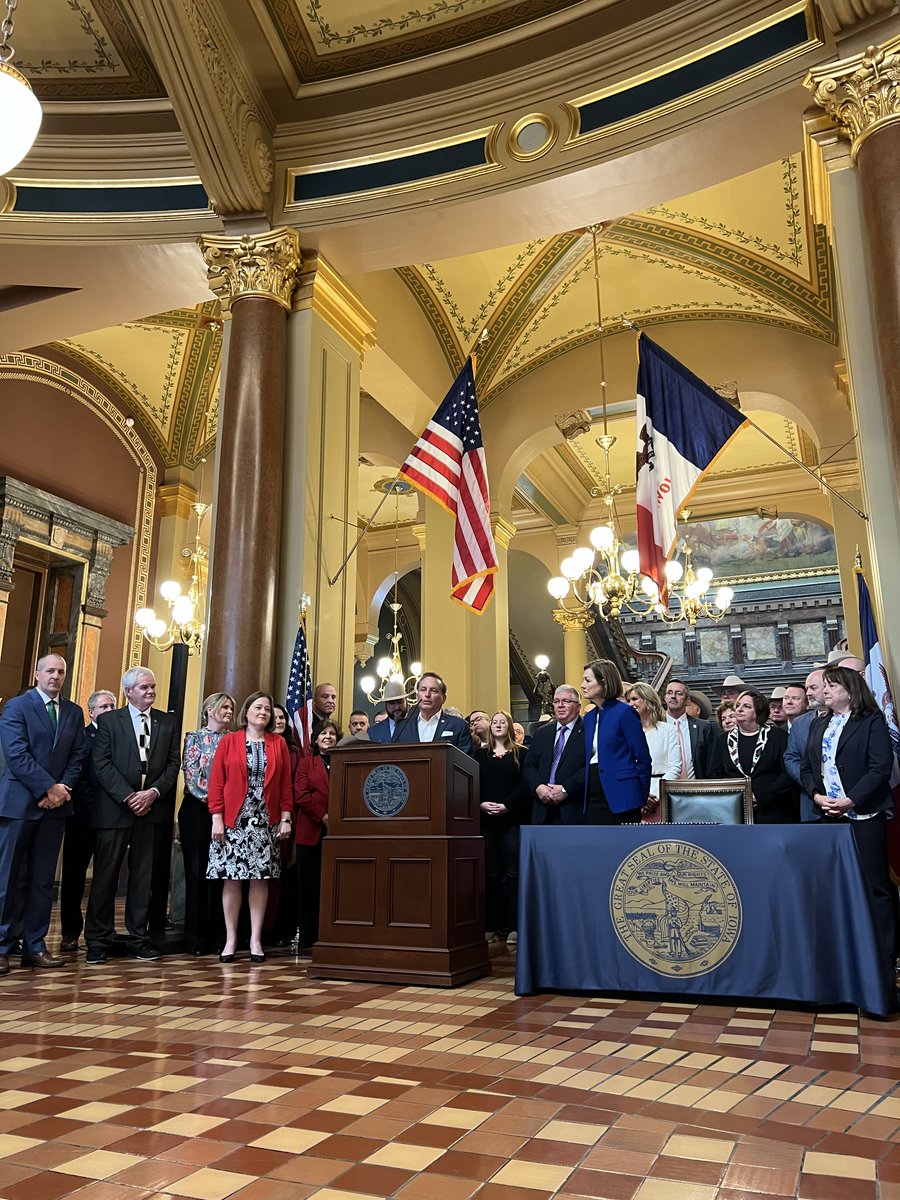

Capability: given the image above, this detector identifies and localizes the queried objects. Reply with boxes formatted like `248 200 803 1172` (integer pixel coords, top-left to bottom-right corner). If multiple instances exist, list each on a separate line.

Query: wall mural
682 515 837 578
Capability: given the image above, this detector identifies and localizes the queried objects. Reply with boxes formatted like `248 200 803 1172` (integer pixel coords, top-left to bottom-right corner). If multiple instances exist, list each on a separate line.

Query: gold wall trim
157 481 198 520
0 353 156 681
200 227 302 313
566 2 822 147
805 36 900 160
292 253 377 362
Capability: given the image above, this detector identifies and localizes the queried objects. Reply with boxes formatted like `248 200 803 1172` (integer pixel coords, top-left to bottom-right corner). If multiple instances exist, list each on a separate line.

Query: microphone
391 705 418 743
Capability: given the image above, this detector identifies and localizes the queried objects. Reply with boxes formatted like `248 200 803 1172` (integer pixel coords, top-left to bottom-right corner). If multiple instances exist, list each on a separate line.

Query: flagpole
742 417 868 521
326 476 402 587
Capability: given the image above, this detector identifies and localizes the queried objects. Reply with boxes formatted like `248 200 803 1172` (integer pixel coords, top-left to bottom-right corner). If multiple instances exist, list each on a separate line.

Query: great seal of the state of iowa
609 839 742 977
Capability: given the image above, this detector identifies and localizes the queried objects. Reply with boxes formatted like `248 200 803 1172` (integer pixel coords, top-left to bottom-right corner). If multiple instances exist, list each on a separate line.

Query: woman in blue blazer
581 659 652 825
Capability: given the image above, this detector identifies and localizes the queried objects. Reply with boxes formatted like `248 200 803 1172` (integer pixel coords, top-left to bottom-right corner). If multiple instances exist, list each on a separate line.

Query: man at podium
392 673 473 754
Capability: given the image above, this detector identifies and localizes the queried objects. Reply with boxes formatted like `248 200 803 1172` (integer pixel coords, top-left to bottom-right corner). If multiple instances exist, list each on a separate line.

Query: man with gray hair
0 654 86 973
85 668 180 963
522 685 585 824
784 669 826 822
59 689 117 953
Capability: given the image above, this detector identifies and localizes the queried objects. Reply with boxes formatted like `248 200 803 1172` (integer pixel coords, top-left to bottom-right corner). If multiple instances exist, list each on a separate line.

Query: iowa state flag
635 334 747 597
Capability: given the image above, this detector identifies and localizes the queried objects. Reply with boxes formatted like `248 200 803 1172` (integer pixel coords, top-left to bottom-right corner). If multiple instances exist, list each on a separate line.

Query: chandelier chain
0 0 17 63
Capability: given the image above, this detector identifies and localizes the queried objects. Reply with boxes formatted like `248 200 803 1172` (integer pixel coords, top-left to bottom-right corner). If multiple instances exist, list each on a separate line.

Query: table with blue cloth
515 824 891 1017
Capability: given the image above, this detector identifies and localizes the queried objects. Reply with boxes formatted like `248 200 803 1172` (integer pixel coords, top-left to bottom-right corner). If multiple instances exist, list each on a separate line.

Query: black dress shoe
249 952 266 963
59 938 79 953
219 952 236 963
130 944 161 961
22 951 65 969
86 947 107 965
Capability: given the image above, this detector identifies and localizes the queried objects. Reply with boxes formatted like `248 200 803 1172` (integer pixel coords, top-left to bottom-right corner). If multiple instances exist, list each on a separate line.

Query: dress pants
483 822 519 934
86 821 164 951
847 814 897 997
178 794 224 953
59 810 95 941
0 814 65 956
584 765 642 826
296 836 323 950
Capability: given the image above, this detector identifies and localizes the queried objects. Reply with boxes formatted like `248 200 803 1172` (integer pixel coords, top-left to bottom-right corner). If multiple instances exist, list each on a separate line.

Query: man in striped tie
85 668 180 964
522 686 586 825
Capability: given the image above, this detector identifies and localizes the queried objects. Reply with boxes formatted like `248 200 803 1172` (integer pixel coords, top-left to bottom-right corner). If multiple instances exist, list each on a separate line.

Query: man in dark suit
664 678 715 779
392 672 472 753
85 667 180 964
368 680 409 744
0 654 86 973
783 671 823 822
58 689 117 952
522 686 585 824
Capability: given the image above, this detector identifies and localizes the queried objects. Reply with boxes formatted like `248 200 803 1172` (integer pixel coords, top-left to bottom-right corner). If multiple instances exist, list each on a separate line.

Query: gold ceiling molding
293 252 377 363
816 0 896 33
23 0 164 101
200 227 301 312
126 0 274 214
805 35 900 159
156 480 198 520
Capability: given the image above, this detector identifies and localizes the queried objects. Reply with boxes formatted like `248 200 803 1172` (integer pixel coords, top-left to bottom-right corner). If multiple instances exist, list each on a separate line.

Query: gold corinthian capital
805 36 900 160
199 228 302 313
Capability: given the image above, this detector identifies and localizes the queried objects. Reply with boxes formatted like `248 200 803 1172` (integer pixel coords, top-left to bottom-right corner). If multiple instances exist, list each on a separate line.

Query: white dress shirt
417 710 441 742
666 713 695 778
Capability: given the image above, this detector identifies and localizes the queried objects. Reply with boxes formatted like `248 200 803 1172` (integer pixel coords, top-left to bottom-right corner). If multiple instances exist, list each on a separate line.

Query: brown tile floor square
5 1172 90 1200
330 1161 415 1194
395 1173 482 1199
313 1133 386 1161
425 1149 506 1180
563 1168 644 1199
513 1138 585 1167
396 1123 463 1149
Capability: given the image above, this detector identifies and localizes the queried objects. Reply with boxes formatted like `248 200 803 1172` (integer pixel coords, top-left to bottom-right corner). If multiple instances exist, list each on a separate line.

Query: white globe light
664 559 684 583
560 556 581 581
410 661 422 677
389 672 404 684
376 656 392 678
547 576 570 600
534 654 550 671
620 549 640 574
134 607 156 628
171 596 195 625
360 675 375 693
590 525 615 551
159 579 182 601
571 546 594 572
641 576 659 597
715 586 734 610
0 64 42 177
588 580 607 605
685 581 703 600
696 566 714 586
148 618 168 639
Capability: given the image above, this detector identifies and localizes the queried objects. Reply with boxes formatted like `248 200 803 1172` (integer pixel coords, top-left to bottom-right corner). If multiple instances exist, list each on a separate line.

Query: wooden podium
309 742 490 987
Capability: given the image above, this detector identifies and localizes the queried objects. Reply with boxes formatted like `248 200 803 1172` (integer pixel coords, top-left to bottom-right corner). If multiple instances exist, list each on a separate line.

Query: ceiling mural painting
17 0 164 100
55 303 221 470
397 156 837 407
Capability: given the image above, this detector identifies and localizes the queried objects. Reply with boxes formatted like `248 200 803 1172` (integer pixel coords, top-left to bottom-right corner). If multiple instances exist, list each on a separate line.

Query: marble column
199 229 301 706
805 40 900 673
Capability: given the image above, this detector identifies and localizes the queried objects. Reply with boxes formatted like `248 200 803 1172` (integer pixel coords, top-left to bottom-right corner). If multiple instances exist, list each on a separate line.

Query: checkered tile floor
0 944 898 1200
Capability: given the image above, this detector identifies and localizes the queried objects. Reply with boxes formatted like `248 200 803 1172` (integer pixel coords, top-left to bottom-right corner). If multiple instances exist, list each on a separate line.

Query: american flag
285 617 313 755
399 358 498 613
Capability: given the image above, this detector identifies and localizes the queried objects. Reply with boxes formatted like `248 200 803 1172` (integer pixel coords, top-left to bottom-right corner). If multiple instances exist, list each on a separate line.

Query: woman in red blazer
294 719 340 955
207 691 292 964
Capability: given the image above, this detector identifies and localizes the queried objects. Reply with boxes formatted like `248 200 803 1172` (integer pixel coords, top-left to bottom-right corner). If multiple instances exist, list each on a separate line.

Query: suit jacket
583 700 652 814
392 707 473 754
667 714 716 779
784 710 825 822
0 690 86 821
91 705 180 829
369 715 402 744
710 724 796 822
522 717 585 825
207 730 292 828
294 753 330 845
800 708 894 818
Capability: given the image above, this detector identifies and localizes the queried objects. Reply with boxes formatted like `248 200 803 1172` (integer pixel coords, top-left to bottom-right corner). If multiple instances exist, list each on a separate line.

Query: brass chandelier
135 500 210 654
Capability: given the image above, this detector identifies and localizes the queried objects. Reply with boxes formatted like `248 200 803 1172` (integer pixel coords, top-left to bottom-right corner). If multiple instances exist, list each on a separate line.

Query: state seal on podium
609 839 742 977
363 764 410 817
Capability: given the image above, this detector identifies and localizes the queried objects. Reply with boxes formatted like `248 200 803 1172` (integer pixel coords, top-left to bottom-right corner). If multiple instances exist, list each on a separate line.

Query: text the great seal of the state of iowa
609 839 742 977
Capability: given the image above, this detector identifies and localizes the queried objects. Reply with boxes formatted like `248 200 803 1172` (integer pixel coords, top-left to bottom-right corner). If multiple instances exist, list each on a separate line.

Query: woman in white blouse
624 682 681 822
